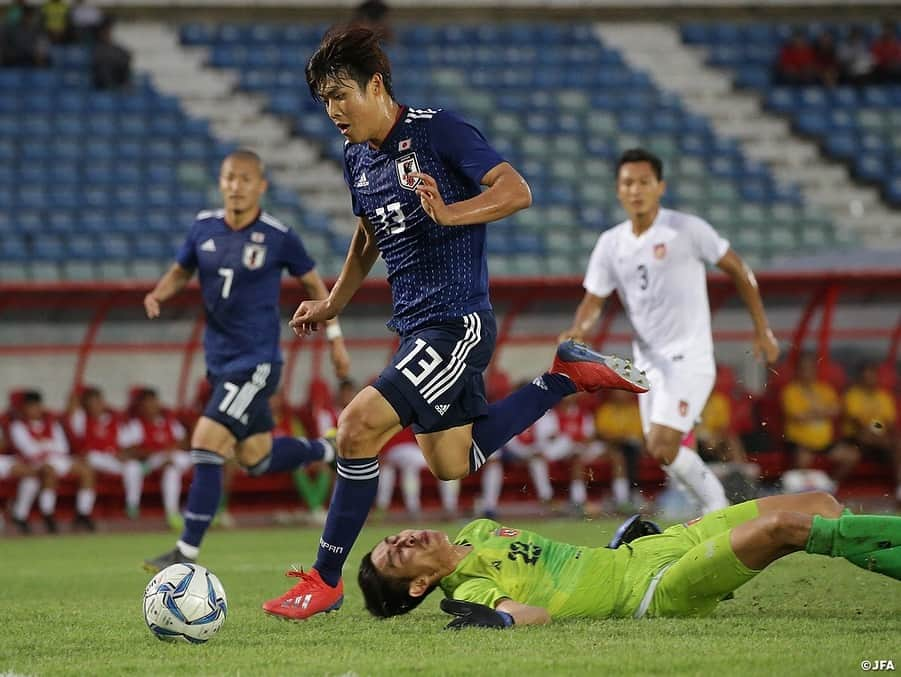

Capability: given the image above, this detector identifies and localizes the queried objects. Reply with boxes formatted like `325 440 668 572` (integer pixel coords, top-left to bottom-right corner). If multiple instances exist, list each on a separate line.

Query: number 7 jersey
176 209 315 374
343 106 505 335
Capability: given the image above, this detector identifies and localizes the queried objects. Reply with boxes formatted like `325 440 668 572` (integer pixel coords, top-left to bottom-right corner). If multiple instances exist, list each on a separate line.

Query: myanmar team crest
395 152 421 191
678 400 689 417
653 243 667 259
243 243 267 270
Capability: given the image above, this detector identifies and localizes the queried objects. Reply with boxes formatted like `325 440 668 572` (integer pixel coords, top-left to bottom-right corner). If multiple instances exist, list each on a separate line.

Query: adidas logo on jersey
434 404 450 416
200 238 216 252
354 172 369 188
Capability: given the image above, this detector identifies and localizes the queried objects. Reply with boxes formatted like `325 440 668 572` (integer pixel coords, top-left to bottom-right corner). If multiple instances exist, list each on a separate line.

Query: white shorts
383 443 427 470
87 451 131 475
143 450 192 473
0 455 17 478
42 454 74 476
638 361 715 435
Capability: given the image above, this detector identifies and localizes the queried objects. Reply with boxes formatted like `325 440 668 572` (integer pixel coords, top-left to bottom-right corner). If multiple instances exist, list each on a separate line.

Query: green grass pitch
1 518 898 676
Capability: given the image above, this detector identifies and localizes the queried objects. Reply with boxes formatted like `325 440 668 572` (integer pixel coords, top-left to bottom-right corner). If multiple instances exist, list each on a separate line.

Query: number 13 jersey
583 208 730 372
343 106 505 335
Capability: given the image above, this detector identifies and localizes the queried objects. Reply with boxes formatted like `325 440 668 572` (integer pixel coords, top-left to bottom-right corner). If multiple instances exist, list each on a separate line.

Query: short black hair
306 26 394 102
616 148 664 181
22 390 42 405
358 552 436 618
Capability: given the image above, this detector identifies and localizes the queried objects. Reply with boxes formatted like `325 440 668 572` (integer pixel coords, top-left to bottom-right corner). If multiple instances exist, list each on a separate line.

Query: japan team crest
653 243 667 259
395 152 421 191
678 400 689 417
242 243 267 270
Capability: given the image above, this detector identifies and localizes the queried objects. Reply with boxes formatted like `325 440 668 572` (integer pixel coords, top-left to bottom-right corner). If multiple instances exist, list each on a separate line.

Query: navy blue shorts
203 362 281 441
373 311 497 434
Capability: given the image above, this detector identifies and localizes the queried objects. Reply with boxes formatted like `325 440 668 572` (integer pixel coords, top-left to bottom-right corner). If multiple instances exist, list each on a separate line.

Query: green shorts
616 501 762 618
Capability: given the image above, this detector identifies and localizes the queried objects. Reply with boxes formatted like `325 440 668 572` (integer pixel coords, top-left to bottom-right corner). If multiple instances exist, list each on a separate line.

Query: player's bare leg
647 423 728 513
71 458 97 531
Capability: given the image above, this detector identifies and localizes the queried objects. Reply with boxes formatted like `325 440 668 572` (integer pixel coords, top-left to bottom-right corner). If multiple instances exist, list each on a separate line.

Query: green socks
806 513 901 580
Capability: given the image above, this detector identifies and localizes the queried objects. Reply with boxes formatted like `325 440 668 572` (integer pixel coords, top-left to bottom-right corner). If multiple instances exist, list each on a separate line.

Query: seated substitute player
142 149 350 572
66 385 144 520
265 26 649 619
358 491 901 626
0 429 41 535
8 390 96 532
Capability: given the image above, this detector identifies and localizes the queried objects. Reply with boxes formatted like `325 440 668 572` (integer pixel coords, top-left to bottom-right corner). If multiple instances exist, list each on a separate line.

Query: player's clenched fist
290 299 335 337
144 293 161 319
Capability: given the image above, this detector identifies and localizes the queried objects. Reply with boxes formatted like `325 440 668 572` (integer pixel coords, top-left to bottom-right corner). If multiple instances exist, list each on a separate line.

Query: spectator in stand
68 0 103 43
592 389 644 512
841 362 900 506
478 405 558 519
2 4 51 67
871 20 901 83
66 385 143 520
556 394 599 517
92 17 130 90
781 353 857 490
774 29 819 85
0 421 41 535
374 427 460 521
123 388 192 529
697 388 748 465
812 31 839 87
270 389 332 526
8 390 95 533
837 26 875 85
41 0 70 44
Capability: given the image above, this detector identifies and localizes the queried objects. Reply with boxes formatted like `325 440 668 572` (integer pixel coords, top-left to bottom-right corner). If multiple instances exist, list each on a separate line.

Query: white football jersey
583 208 729 372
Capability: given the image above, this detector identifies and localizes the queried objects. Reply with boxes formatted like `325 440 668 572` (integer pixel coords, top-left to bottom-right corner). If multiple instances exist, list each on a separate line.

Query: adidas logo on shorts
434 404 450 416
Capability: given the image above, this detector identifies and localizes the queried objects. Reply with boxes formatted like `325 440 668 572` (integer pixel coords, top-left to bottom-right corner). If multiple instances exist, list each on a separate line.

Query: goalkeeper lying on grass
358 492 900 628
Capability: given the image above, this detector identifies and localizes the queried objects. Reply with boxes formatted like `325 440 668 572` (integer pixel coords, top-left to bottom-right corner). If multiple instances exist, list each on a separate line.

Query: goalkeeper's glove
607 514 662 549
440 599 515 630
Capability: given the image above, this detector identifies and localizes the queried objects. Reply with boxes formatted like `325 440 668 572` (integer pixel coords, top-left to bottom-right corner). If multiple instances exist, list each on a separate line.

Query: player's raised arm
143 263 194 319
560 291 608 344
715 249 780 364
296 268 351 379
411 161 531 227
289 216 378 335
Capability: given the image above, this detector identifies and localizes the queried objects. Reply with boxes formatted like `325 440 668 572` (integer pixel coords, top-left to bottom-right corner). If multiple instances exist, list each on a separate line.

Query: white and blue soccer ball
143 563 228 643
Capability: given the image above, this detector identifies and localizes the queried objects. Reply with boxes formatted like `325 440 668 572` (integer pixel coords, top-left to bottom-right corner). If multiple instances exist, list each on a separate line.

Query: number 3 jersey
439 519 632 619
583 208 730 372
343 106 505 335
176 209 315 374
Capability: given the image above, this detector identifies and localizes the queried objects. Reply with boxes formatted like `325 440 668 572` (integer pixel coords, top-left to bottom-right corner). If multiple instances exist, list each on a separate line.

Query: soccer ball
143 563 228 643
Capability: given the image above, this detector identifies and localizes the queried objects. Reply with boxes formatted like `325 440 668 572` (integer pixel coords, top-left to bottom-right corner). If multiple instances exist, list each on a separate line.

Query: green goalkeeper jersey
439 519 632 619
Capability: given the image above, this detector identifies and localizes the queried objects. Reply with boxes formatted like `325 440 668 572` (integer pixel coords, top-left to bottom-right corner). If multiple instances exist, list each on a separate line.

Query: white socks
570 479 587 506
528 457 553 502
401 467 421 514
39 488 56 515
612 478 630 506
665 446 729 513
375 464 396 510
480 461 503 512
161 465 183 517
13 477 40 520
76 488 95 515
123 460 144 511
439 479 460 513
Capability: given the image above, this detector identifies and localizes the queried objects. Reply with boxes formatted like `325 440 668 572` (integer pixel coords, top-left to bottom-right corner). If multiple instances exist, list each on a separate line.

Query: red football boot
551 340 649 394
262 568 344 620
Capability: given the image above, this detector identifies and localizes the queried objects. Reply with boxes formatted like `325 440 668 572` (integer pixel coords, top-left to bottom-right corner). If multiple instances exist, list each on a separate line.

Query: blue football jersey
343 107 505 335
176 209 315 374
